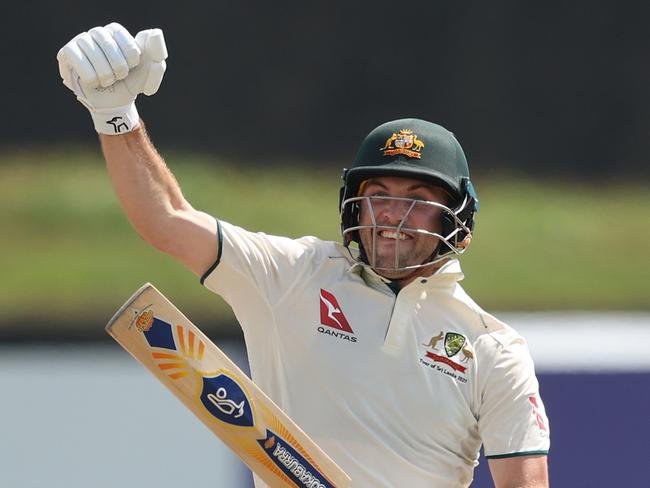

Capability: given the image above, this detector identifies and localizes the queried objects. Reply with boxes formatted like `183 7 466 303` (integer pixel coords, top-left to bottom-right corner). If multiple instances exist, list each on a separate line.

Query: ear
458 232 472 249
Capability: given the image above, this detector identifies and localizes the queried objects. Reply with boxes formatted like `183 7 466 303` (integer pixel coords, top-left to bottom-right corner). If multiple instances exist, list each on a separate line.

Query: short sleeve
478 335 550 458
201 220 322 308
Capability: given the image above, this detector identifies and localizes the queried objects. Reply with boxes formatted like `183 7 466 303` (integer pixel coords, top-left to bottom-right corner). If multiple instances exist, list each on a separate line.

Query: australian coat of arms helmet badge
380 128 425 159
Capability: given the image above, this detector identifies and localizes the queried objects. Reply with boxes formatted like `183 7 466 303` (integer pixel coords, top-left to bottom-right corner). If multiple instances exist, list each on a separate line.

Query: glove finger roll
89 26 129 80
136 29 168 63
105 22 141 68
57 37 98 88
76 32 115 88
142 60 166 96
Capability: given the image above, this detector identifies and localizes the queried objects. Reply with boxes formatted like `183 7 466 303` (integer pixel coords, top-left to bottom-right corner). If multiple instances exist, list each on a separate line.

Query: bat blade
106 283 350 488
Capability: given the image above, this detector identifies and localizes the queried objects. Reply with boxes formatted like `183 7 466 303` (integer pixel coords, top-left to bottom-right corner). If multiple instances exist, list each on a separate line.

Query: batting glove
57 22 168 135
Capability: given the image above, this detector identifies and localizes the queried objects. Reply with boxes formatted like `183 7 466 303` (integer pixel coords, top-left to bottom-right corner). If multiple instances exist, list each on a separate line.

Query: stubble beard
360 229 438 279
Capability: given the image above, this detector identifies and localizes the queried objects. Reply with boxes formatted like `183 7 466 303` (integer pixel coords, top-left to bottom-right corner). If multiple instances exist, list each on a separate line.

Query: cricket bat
106 283 350 488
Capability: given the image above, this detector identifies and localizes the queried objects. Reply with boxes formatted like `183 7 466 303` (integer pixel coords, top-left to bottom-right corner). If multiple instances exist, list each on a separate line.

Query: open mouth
378 230 411 241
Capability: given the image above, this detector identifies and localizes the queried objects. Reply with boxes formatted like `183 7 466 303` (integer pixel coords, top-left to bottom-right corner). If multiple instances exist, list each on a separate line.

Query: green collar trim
200 218 223 285
486 450 549 460
386 280 401 296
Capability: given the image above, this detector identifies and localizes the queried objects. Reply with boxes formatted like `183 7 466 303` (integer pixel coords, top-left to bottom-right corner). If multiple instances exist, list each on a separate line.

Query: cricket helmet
339 118 479 269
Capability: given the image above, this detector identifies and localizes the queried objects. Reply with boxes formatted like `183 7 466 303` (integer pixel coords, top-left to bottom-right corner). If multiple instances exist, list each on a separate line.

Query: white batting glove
57 23 168 135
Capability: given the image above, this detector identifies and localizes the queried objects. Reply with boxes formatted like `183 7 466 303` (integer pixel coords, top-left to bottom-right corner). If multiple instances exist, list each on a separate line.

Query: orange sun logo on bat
151 324 206 380
143 319 256 427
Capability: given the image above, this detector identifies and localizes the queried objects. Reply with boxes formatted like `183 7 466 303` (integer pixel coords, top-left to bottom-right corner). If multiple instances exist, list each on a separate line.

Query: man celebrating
58 23 550 488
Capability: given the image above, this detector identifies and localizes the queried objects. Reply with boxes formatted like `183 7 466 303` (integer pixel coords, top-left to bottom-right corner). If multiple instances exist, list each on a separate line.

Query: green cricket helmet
339 118 479 269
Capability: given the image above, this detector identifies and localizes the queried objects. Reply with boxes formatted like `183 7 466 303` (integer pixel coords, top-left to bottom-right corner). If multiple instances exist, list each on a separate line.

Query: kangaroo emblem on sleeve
461 345 474 363
422 331 444 350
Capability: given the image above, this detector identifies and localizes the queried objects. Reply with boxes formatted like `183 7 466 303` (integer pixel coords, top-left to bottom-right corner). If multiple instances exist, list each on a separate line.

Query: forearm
100 123 190 247
489 455 549 488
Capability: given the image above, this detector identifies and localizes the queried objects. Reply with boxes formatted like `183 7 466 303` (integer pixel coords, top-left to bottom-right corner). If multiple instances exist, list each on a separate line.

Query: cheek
410 208 443 231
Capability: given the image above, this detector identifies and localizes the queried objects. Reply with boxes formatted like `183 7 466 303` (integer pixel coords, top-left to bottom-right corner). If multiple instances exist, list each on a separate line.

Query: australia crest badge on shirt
419 331 473 383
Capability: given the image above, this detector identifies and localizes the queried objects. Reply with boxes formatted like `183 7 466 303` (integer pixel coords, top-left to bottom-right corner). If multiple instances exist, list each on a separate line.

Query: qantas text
317 326 357 342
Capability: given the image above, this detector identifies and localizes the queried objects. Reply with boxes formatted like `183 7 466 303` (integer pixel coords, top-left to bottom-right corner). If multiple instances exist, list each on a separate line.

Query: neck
384 260 449 289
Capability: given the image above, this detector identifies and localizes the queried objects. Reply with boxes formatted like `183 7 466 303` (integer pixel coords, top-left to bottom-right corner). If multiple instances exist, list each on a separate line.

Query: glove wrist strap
86 103 140 135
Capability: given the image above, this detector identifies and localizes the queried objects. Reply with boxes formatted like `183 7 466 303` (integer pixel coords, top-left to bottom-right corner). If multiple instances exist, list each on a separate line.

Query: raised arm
57 23 218 276
100 127 218 276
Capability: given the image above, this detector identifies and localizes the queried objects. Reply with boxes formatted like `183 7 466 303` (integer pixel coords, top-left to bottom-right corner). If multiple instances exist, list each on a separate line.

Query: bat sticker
201 374 254 427
258 430 335 488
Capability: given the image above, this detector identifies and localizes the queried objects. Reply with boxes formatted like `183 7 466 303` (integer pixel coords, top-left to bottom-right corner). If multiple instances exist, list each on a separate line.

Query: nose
371 198 413 225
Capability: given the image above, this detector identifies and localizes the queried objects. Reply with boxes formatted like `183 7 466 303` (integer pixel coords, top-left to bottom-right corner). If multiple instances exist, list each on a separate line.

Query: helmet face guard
339 118 479 271
340 191 477 271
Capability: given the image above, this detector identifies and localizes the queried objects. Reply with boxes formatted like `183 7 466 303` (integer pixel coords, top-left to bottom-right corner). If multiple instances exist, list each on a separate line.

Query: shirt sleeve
478 334 551 458
201 219 323 309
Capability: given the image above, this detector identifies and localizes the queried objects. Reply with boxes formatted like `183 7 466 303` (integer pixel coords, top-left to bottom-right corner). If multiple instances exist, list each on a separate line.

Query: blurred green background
2 146 648 340
2 1 649 340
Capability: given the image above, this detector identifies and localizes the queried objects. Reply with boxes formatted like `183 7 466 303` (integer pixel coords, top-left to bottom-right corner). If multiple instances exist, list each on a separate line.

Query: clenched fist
57 22 168 135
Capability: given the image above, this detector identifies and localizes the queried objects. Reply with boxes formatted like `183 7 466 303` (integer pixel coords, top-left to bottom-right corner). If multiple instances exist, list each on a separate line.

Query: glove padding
57 23 168 135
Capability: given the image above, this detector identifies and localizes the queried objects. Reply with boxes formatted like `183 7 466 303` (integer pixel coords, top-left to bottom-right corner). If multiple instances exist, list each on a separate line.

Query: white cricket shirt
202 221 550 488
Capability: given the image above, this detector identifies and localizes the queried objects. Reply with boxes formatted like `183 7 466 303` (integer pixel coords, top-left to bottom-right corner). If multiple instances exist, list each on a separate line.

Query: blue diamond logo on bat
200 373 254 427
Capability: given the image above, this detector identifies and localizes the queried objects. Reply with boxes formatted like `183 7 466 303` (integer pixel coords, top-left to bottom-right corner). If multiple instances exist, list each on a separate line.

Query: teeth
380 230 407 240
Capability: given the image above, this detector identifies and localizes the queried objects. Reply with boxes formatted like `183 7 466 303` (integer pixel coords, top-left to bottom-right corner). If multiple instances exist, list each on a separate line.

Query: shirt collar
348 259 464 293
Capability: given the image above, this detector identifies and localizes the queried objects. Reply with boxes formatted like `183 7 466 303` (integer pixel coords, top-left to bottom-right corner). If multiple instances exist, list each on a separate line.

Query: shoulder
218 220 355 269
207 222 352 303
425 262 527 352
447 284 530 360
219 220 329 257
291 235 349 263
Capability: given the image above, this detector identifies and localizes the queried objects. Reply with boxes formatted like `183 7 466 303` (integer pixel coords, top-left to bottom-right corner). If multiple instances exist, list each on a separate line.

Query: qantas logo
318 289 357 342
319 289 352 332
